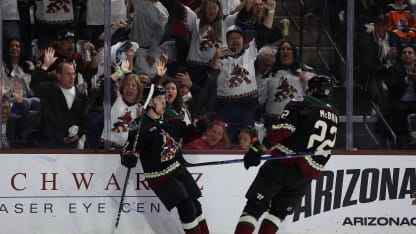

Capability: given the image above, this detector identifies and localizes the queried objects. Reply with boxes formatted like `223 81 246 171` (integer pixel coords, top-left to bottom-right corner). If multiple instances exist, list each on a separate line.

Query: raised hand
156 60 167 77
1 79 10 97
120 59 132 73
43 47 57 69
11 80 24 103
264 0 276 10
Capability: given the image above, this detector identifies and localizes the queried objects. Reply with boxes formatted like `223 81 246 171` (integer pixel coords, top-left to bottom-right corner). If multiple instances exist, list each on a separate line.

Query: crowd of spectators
1 0 416 150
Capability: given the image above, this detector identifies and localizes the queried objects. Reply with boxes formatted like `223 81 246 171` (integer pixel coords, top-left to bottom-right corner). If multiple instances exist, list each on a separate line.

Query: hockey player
120 84 209 234
234 75 339 234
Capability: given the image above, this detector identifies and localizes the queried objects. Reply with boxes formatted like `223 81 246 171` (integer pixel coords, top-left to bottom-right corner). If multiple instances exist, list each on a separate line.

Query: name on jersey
320 110 338 124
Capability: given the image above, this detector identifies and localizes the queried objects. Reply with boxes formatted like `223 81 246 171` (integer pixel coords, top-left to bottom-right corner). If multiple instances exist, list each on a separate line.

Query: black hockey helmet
307 75 333 98
143 84 166 109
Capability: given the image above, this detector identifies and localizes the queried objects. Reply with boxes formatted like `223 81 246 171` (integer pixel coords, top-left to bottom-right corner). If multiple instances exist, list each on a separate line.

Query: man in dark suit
31 49 89 148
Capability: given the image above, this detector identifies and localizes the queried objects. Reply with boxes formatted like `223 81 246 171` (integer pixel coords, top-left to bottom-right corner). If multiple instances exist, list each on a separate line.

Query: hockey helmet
142 84 166 109
307 75 333 98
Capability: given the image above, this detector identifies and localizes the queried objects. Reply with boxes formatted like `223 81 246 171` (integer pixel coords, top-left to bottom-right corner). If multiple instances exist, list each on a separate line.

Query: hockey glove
194 116 208 133
120 151 139 168
244 141 264 170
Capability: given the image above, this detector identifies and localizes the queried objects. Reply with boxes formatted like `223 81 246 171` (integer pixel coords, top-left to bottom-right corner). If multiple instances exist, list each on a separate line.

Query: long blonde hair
119 73 142 103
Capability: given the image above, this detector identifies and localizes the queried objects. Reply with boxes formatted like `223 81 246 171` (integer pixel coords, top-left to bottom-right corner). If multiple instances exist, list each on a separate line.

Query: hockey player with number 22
234 75 339 234
120 85 209 234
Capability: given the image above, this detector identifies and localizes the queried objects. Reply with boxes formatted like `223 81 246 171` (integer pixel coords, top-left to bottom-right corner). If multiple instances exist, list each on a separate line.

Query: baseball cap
226 25 244 37
57 29 75 41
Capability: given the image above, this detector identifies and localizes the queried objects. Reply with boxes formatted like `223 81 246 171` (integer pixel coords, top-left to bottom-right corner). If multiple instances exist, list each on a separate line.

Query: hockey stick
184 151 329 167
115 84 155 228
115 167 132 228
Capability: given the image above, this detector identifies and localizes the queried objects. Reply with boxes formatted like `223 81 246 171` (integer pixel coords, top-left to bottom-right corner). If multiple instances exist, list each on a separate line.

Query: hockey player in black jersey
234 75 339 234
120 84 209 234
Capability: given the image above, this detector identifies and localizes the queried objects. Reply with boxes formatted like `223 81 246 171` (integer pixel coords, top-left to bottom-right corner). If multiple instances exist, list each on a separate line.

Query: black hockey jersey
126 108 186 188
268 95 339 179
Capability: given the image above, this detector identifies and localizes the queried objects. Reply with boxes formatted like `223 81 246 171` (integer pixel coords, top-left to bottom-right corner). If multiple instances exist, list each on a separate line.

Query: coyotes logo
160 130 179 162
46 0 71 13
199 27 221 51
274 77 298 102
112 111 134 133
229 63 250 88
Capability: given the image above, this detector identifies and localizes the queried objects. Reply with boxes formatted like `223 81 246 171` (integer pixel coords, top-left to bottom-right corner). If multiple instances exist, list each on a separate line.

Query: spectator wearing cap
208 24 259 145
32 29 98 93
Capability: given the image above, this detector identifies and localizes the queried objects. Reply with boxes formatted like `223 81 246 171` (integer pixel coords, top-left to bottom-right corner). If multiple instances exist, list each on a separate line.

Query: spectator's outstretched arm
30 48 57 95
263 0 276 29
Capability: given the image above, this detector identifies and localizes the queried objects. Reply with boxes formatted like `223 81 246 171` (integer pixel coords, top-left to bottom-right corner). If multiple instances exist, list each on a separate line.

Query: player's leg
177 165 209 233
235 162 282 234
258 165 312 234
151 169 202 234
177 198 202 234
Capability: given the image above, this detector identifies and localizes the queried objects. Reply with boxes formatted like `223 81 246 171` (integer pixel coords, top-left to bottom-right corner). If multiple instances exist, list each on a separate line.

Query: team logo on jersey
160 130 179 162
274 77 298 102
199 27 221 51
46 0 72 13
112 110 134 133
229 63 250 88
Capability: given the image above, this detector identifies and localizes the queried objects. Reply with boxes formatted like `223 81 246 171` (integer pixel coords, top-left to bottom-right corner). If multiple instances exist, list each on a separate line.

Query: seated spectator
1 82 33 148
2 37 40 111
235 0 282 48
392 17 416 44
384 0 416 33
381 44 416 149
184 119 230 150
30 56 89 149
234 125 258 150
258 40 316 130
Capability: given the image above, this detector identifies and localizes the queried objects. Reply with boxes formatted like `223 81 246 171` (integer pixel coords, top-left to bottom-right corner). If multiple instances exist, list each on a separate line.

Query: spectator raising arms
235 0 282 48
176 0 237 87
101 72 143 149
208 25 259 144
31 51 89 149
